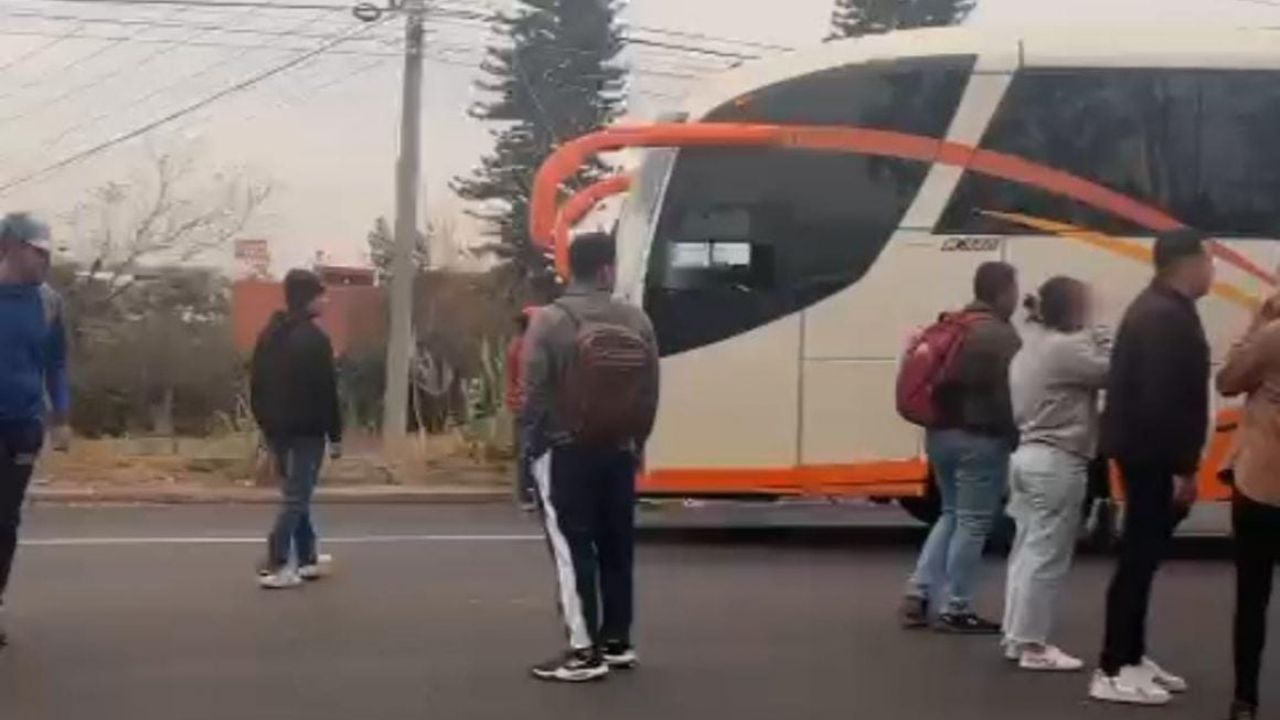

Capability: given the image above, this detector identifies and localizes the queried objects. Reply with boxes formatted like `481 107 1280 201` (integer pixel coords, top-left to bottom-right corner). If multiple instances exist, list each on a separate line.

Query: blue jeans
907 428 1011 614
266 436 325 570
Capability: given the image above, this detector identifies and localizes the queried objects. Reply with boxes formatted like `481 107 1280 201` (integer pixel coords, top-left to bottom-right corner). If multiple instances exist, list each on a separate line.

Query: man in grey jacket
522 232 659 683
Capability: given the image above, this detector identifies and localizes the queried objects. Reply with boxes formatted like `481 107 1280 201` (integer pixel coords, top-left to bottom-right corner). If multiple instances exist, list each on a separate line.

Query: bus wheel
898 473 940 525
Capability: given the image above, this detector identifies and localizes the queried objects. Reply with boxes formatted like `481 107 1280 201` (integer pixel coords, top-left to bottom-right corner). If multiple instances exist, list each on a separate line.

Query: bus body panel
614 28 1280 500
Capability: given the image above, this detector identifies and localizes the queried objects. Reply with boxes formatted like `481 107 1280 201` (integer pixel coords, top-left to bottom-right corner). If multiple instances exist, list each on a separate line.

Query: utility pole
381 0 425 449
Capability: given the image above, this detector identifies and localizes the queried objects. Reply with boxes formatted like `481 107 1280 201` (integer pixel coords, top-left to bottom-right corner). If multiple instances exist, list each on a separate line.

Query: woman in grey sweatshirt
1002 276 1111 672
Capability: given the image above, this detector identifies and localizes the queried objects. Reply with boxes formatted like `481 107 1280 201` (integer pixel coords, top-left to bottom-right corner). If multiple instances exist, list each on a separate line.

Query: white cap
0 213 52 253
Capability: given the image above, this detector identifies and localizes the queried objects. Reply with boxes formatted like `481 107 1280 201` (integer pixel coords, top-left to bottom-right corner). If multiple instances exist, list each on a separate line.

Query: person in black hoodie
250 269 343 590
1088 229 1213 706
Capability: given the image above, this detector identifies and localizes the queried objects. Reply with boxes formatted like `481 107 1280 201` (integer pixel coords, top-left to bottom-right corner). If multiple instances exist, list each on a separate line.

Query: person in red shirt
508 308 536 508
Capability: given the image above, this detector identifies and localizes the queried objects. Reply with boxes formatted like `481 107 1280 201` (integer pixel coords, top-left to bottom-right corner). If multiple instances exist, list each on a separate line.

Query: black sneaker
1228 700 1258 720
934 611 1001 635
530 648 609 682
601 640 638 669
899 596 928 629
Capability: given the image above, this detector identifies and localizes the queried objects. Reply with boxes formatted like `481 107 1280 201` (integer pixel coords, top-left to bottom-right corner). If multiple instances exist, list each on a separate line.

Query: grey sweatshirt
1009 324 1111 459
520 283 660 457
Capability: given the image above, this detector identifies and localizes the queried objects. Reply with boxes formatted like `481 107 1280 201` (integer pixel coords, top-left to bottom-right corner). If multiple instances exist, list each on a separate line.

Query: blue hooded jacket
0 283 69 424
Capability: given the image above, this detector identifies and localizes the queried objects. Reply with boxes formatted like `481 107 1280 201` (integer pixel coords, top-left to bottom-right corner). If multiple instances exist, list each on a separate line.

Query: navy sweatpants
532 443 637 650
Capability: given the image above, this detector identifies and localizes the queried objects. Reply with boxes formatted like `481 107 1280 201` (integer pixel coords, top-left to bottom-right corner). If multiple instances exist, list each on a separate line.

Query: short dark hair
283 268 325 313
568 231 616 281
1153 228 1208 273
1027 276 1086 332
973 261 1017 306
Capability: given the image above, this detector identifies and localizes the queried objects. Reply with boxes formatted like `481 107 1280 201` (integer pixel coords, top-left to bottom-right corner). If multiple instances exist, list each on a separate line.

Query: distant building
232 263 384 357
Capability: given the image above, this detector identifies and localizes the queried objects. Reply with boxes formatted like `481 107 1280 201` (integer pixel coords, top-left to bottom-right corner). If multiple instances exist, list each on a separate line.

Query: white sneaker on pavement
1019 645 1084 672
299 554 333 581
1142 657 1188 693
258 568 304 590
1089 667 1172 706
1002 641 1020 661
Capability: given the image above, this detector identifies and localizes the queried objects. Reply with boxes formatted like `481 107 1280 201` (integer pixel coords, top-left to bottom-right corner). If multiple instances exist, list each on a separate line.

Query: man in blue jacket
0 213 69 648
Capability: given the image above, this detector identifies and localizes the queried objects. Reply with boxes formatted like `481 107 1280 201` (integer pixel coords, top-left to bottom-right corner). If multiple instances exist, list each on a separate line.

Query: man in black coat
250 269 343 589
1089 230 1214 705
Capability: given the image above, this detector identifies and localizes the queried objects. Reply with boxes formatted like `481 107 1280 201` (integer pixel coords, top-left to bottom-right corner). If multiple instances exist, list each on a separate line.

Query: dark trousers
1100 464 1177 675
532 443 637 651
513 423 535 504
0 420 43 602
266 436 325 569
1233 492 1280 708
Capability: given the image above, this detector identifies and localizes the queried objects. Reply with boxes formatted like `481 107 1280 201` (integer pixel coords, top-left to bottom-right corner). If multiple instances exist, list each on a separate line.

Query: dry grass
35 431 508 488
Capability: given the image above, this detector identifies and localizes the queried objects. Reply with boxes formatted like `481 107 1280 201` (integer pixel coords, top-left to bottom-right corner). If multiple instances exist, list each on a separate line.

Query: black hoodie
250 311 342 442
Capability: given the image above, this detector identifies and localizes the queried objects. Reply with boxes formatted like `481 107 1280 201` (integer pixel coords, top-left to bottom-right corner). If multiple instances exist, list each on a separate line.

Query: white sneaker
258 568 304 590
1019 645 1084 672
1142 657 1188 693
1089 667 1172 706
298 554 333 581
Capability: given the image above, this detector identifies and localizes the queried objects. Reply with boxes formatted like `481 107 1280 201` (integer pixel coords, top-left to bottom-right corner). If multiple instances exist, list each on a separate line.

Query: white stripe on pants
532 451 591 650
1002 443 1088 647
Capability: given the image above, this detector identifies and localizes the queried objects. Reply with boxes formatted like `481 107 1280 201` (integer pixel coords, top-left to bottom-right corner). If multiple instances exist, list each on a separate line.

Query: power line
0 20 87 78
0 19 381 196
39 7 337 150
0 8 367 43
0 28 401 57
15 0 349 11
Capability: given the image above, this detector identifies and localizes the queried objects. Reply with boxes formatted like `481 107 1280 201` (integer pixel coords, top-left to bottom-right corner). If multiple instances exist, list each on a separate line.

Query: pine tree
453 0 625 282
829 0 975 40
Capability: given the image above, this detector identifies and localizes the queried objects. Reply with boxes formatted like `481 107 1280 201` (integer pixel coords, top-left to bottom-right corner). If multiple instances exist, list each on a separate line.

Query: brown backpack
556 301 656 447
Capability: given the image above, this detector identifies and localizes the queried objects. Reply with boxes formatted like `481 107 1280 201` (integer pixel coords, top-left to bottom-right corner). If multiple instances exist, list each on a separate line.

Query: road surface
0 503 1256 719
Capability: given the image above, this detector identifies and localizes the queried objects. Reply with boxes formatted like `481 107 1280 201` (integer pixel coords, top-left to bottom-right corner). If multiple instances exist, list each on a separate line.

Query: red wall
232 279 385 357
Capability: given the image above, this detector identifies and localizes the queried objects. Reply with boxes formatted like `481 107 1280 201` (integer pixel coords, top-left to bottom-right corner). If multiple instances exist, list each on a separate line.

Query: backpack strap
552 299 582 329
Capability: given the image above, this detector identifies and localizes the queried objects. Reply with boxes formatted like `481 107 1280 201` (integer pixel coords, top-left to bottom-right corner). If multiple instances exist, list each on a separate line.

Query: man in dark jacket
1089 230 1213 705
250 269 343 590
901 261 1021 634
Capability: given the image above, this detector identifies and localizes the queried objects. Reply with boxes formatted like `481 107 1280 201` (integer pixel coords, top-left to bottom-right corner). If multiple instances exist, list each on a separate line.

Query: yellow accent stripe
982 211 1262 311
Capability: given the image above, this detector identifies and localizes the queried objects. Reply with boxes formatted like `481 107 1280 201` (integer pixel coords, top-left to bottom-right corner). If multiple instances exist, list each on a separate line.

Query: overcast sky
0 0 1275 272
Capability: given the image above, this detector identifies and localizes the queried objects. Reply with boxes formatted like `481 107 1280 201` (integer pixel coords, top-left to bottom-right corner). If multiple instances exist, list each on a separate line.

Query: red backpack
895 311 980 428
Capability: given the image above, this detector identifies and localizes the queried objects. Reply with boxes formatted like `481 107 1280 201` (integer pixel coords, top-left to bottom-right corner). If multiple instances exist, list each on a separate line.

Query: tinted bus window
938 69 1280 237
647 56 975 356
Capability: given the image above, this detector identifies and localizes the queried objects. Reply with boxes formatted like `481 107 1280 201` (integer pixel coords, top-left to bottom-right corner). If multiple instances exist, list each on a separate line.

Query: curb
29 486 513 505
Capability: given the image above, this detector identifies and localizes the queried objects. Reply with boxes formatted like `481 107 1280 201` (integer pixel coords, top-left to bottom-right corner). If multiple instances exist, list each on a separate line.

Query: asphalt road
0 503 1260 719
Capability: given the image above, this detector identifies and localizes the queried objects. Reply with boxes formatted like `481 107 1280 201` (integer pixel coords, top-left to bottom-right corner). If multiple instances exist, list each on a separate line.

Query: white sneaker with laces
299 554 333 581
1019 645 1084 672
1089 667 1172 706
258 568 304 590
1142 657 1188 693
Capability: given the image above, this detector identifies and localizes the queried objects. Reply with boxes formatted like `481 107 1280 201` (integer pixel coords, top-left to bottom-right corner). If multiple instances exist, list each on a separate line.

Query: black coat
1100 282 1210 475
250 311 343 442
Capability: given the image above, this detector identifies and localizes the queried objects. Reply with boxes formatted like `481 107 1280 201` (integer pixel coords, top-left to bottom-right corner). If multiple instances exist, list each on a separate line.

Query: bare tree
63 150 270 309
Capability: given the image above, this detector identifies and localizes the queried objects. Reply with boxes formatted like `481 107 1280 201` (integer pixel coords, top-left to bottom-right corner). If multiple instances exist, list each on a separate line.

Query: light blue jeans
907 428 1011 614
1002 443 1087 648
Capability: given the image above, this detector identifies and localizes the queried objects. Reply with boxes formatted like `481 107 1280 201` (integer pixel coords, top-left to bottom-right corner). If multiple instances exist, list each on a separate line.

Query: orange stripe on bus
531 123 1278 288
644 459 929 497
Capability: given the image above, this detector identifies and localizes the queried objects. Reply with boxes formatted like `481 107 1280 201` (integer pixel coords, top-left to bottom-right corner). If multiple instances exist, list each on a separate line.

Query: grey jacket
520 284 660 457
1010 324 1111 459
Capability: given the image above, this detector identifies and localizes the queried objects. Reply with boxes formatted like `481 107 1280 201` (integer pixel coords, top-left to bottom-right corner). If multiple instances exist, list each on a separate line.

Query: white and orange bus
531 27 1280 525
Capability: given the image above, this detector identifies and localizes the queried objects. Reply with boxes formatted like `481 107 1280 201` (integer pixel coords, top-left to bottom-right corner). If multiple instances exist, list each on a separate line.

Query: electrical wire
0 19 383 195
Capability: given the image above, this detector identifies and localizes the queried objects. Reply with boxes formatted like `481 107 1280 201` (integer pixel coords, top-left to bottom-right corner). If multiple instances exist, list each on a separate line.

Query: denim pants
266 436 325 570
1002 443 1088 647
908 428 1011 614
